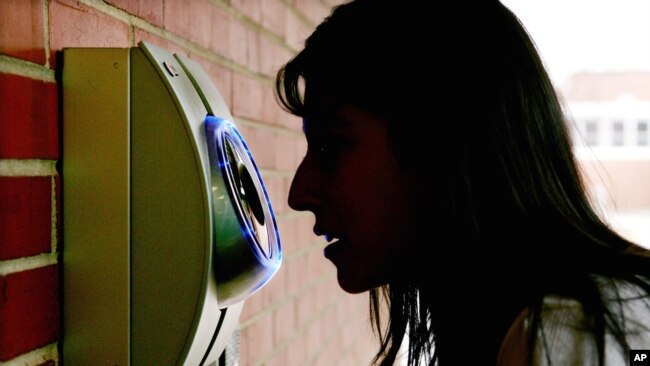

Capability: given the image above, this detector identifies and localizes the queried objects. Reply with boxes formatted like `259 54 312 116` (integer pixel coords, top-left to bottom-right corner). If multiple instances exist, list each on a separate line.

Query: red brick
54 175 61 251
189 0 213 49
232 74 264 122
261 80 280 124
133 28 188 56
311 274 327 311
246 28 260 73
210 7 231 58
322 305 338 338
261 177 284 215
308 248 324 283
262 262 286 307
49 0 130 68
296 137 307 158
275 134 300 171
0 266 60 361
315 344 336 366
340 319 356 351
0 1 46 64
285 259 303 295
339 353 355 365
353 320 375 364
259 37 291 78
284 7 311 50
287 333 307 366
265 347 288 366
323 0 347 6
0 177 52 260
277 46 292 75
327 332 344 363
231 0 260 23
162 0 190 39
164 0 216 49
276 113 303 132
278 177 292 213
106 0 163 27
272 300 295 346
239 290 263 322
261 0 286 36
339 294 353 318
297 214 316 245
229 18 247 66
284 177 295 210
292 0 330 26
325 272 340 298
296 286 315 325
276 218 298 254
306 320 322 359
0 74 58 159
246 316 273 362
239 126 275 169
238 325 250 365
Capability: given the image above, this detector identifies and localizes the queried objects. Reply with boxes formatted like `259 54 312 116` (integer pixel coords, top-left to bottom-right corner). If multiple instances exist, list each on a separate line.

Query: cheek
334 142 417 236
333 164 416 262
331 198 412 293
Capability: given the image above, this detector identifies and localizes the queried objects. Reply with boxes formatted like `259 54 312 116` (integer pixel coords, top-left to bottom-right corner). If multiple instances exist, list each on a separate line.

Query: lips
325 234 338 243
313 225 346 259
314 225 341 243
323 239 346 261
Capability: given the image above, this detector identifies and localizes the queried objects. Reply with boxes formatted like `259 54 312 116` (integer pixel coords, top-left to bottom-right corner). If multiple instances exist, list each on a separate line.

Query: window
638 121 648 146
612 121 624 146
585 120 598 146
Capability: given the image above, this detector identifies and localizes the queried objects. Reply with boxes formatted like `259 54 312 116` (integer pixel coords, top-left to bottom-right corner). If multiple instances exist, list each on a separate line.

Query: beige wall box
62 42 282 365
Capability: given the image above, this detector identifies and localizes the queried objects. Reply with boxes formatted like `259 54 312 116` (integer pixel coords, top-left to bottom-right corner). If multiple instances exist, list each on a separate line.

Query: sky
500 0 650 87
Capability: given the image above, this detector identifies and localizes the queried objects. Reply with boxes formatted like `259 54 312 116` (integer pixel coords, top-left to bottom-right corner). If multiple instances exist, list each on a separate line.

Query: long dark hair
276 1 650 364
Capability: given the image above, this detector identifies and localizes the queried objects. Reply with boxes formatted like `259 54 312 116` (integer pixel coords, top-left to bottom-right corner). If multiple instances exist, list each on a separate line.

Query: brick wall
0 0 378 365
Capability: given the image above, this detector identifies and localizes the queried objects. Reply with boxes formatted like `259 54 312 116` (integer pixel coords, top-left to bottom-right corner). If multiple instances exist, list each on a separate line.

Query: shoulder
498 280 650 366
534 296 598 365
497 297 594 366
497 305 531 366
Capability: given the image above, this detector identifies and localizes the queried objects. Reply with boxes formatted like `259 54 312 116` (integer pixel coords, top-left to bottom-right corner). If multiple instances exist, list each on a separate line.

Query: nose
288 157 321 213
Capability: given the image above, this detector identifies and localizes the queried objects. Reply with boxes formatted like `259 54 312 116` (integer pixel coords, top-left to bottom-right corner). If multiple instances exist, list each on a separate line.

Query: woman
275 0 650 364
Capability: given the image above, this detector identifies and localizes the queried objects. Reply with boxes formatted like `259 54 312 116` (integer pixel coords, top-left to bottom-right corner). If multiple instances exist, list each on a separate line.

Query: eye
315 139 332 154
309 135 343 163
301 118 349 165
311 139 331 156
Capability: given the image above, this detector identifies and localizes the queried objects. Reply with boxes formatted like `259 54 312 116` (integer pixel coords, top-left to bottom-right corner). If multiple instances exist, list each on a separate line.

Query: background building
563 71 650 247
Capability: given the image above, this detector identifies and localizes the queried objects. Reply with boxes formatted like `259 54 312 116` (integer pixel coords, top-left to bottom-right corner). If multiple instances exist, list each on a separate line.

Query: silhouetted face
288 104 418 293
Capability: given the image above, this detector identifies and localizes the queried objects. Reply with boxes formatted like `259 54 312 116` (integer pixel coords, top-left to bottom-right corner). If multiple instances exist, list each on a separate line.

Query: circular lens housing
223 136 270 257
205 116 281 308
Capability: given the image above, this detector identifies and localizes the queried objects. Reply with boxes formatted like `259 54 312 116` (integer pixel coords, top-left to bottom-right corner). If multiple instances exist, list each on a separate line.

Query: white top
499 280 650 365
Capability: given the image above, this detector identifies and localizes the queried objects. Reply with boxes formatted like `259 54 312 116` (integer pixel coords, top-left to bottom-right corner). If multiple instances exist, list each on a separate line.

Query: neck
421 278 533 364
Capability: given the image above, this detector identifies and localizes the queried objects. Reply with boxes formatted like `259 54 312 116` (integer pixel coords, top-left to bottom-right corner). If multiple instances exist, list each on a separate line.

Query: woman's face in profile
288 103 419 293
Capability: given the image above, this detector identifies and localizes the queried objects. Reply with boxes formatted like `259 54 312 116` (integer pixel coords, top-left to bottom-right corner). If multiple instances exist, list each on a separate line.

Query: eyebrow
303 112 348 134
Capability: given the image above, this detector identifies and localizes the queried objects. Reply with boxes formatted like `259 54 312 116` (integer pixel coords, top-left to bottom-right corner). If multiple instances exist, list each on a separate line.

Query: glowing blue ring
205 115 282 307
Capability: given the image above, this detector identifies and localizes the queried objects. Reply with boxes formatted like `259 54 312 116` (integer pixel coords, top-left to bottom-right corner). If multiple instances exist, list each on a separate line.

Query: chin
338 281 369 294
335 269 387 294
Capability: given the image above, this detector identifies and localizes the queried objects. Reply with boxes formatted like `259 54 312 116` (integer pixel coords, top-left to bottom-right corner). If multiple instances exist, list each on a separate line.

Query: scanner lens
224 136 270 257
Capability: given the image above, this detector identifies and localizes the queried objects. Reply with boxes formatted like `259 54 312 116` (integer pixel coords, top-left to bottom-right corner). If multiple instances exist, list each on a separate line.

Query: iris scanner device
63 42 282 365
